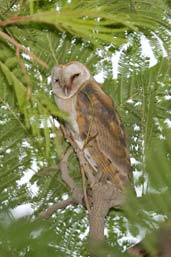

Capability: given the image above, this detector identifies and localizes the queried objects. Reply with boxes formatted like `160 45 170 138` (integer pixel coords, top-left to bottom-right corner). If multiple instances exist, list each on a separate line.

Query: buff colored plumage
51 61 131 189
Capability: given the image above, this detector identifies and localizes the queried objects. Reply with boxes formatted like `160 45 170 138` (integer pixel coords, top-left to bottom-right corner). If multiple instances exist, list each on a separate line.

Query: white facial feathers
51 61 92 99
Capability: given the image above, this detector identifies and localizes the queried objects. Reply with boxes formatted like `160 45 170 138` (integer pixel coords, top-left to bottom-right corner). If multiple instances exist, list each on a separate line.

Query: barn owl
51 61 131 188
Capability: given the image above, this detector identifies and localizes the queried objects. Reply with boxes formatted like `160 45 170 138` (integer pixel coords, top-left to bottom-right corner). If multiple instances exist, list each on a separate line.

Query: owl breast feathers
51 62 131 188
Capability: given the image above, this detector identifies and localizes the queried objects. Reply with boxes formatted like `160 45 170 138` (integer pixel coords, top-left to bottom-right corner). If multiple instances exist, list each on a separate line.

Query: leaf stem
0 30 48 68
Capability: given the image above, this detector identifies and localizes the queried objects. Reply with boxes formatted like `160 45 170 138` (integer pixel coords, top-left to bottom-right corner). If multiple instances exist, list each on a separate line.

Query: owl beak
64 87 69 96
63 86 71 96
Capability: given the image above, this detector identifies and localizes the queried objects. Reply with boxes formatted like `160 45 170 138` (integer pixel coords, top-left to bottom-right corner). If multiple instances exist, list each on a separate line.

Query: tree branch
0 31 48 68
39 198 74 219
39 124 130 257
0 16 28 26
39 146 83 219
59 147 83 204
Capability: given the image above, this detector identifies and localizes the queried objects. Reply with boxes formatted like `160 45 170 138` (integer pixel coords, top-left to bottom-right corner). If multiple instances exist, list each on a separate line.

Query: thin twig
1 0 18 15
0 97 27 131
39 198 74 219
16 43 32 100
80 166 91 212
0 30 48 68
39 146 83 219
59 146 83 204
59 147 76 190
0 16 29 26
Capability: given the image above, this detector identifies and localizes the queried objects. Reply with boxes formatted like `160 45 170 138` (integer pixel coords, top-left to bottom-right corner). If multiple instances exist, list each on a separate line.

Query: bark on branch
39 125 129 256
60 126 126 245
39 145 83 219
39 198 74 219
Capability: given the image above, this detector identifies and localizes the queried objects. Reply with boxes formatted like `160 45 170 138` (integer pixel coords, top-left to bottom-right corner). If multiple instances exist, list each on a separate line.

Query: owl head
51 61 92 99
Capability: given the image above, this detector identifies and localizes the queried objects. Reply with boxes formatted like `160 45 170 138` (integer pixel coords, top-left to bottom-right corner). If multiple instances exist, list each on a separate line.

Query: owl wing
76 80 131 187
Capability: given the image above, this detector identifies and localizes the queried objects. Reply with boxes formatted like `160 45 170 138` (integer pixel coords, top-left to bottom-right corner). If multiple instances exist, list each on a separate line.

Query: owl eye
55 78 59 83
71 73 80 82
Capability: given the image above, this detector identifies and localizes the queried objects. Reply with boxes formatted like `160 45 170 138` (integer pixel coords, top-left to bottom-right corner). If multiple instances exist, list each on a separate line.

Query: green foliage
0 0 171 256
122 127 171 256
0 212 66 257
